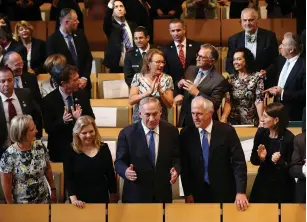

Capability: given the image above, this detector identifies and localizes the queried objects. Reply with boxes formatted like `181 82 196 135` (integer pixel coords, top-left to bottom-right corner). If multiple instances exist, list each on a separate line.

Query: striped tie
121 23 132 50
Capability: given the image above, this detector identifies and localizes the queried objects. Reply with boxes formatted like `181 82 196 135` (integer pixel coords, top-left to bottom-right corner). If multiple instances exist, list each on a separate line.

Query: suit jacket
273 56 306 121
115 120 180 203
103 6 137 71
0 88 42 156
163 39 201 95
21 72 42 108
42 88 94 162
30 38 46 74
46 29 93 89
226 28 279 88
180 121 247 203
123 44 156 87
178 66 229 127
290 132 306 203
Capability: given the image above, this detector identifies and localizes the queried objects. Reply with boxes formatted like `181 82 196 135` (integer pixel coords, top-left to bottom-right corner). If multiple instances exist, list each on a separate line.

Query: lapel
197 67 215 89
72 32 81 59
56 30 72 58
134 47 142 59
20 75 27 88
284 57 302 89
15 89 29 114
156 121 166 166
170 42 183 68
136 121 154 166
0 97 8 136
256 28 265 59
30 39 38 62
191 126 202 158
209 121 219 159
185 39 194 65
238 31 245 48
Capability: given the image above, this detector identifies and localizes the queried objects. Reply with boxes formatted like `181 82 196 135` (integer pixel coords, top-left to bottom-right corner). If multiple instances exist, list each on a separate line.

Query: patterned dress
0 140 50 204
227 72 264 125
131 73 174 123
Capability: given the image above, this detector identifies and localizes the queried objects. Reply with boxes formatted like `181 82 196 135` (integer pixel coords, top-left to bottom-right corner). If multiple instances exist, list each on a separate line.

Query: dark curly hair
233 47 257 74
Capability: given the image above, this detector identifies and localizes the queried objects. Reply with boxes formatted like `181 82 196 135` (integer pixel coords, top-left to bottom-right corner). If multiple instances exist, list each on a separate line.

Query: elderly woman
249 103 295 203
221 48 264 126
129 49 174 123
0 115 56 204
13 21 46 75
64 116 117 208
39 54 67 98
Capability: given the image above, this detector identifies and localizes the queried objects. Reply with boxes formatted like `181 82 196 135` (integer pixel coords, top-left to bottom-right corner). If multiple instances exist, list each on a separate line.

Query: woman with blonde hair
14 21 46 75
0 115 57 204
39 54 67 97
129 48 174 123
64 116 117 208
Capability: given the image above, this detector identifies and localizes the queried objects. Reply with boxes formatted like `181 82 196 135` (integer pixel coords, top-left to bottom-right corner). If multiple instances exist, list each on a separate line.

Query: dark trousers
194 182 215 203
229 2 249 18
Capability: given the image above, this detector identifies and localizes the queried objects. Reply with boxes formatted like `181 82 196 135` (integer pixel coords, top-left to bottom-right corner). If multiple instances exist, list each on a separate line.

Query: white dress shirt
175 38 187 58
141 121 159 164
245 29 258 59
198 120 213 146
303 163 306 177
139 44 150 56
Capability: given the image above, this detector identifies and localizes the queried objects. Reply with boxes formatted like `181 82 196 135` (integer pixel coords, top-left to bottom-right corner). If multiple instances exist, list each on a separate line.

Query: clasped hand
63 104 83 122
178 79 199 96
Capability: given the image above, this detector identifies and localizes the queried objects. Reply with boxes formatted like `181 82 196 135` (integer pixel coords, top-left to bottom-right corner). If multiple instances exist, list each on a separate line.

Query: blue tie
201 130 210 183
67 95 74 112
66 34 79 66
14 77 19 88
121 23 132 50
148 130 155 165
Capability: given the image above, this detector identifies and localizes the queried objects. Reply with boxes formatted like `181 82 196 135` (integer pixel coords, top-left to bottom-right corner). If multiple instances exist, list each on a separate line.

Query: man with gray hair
180 96 248 210
115 96 180 203
226 8 278 89
178 43 229 127
264 32 305 121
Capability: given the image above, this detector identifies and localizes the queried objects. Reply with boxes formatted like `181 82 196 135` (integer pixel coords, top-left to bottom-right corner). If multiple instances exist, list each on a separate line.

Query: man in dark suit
154 0 182 19
124 26 155 87
0 66 42 158
290 110 306 203
103 0 137 73
178 44 229 127
115 97 180 203
226 8 279 89
3 51 42 107
264 32 306 121
46 8 93 94
42 64 94 162
180 96 248 210
162 19 201 101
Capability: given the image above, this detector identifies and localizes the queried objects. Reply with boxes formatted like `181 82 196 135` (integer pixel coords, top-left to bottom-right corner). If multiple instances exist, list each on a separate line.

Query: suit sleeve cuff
81 77 88 81
303 164 306 177
281 89 284 100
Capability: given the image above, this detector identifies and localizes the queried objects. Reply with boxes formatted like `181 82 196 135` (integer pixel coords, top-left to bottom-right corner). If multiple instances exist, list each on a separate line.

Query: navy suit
115 120 180 203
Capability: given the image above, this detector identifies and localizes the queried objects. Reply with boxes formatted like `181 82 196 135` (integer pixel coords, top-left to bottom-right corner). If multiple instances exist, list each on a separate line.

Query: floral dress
227 72 264 125
0 140 50 204
131 73 174 123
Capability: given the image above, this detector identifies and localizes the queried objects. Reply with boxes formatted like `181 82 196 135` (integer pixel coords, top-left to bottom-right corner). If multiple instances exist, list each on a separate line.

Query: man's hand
157 9 164 16
185 195 194 203
63 106 73 123
168 10 176 16
170 167 178 184
72 199 85 208
271 152 281 164
264 86 282 96
178 79 187 89
72 104 82 120
183 80 200 96
125 164 137 181
50 190 57 203
259 69 267 77
79 78 87 89
235 193 249 211
174 94 184 105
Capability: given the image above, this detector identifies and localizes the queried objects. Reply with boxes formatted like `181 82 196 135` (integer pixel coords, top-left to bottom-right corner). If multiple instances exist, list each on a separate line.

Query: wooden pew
165 204 220 222
281 204 306 222
51 204 106 222
50 163 64 203
223 203 279 222
96 73 127 99
0 204 49 222
10 21 47 41
108 204 163 222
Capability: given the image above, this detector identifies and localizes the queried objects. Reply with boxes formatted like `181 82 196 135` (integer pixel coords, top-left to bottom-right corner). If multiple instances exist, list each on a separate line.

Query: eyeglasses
150 60 166 65
196 54 214 61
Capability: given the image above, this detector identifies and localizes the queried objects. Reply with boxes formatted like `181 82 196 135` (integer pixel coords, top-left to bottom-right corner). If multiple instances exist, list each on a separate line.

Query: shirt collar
287 54 300 63
199 66 213 74
175 38 187 48
141 120 160 135
59 27 71 38
245 29 258 37
198 119 213 135
59 87 72 100
0 91 18 102
138 44 150 55
115 18 127 26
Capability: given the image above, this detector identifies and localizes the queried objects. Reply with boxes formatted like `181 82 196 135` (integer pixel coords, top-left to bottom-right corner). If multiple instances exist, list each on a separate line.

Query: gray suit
178 66 229 127
0 88 42 157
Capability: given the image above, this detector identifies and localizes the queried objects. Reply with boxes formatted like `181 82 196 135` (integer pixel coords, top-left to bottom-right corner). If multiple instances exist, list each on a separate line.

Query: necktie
67 95 74 112
194 70 205 86
148 130 155 165
246 34 257 43
177 44 185 68
66 35 79 66
201 130 210 184
121 23 132 50
14 77 19 88
7 98 17 122
142 51 146 57
278 61 290 88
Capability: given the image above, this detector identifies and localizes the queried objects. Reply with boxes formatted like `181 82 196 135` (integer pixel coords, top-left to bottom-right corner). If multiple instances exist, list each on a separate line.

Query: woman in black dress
64 115 118 208
249 102 295 203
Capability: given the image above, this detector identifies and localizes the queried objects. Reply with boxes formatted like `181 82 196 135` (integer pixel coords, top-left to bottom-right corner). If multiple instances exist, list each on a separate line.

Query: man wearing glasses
226 8 278 89
178 44 229 127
